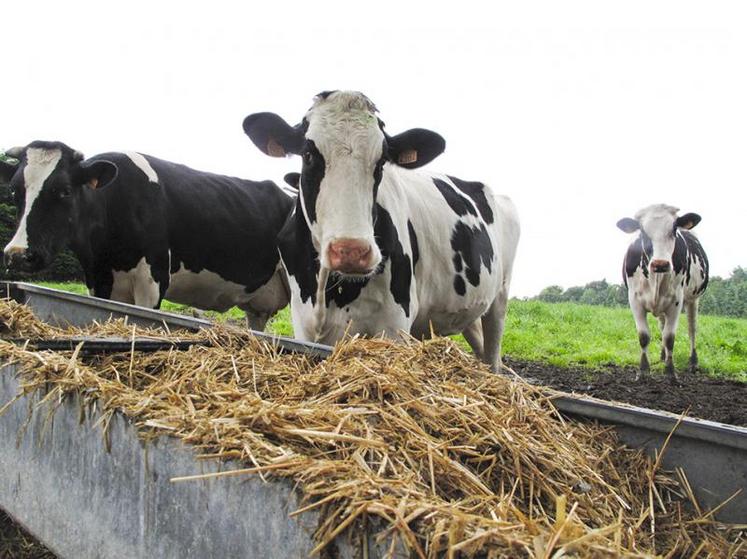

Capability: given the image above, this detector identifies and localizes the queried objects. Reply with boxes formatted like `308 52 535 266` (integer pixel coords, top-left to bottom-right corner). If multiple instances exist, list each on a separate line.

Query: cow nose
650 259 671 273
327 239 373 274
4 247 42 271
3 246 26 269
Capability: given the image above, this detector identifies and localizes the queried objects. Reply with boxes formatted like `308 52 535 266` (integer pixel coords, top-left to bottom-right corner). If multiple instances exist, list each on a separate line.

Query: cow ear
0 159 18 183
77 159 119 190
616 218 640 233
386 128 445 169
283 172 300 189
243 112 304 157
675 212 701 230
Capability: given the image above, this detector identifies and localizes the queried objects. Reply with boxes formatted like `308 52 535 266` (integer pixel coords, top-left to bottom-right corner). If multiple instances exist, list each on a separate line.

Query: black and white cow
0 141 294 330
617 204 709 380
243 91 520 371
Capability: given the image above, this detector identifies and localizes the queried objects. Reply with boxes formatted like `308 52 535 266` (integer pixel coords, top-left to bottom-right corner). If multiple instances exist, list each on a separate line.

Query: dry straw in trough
0 299 744 558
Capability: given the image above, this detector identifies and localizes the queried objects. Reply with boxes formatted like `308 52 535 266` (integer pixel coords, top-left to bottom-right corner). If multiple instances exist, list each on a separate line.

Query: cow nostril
651 261 671 273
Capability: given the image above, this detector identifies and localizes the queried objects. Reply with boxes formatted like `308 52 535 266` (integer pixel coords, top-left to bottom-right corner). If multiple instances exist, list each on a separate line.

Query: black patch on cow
300 140 325 224
447 175 494 224
672 232 688 276
452 253 463 273
375 205 412 317
327 276 370 308
407 220 419 267
622 234 652 285
315 90 338 100
371 145 386 218
450 222 494 295
432 178 477 218
454 275 466 296
638 331 650 349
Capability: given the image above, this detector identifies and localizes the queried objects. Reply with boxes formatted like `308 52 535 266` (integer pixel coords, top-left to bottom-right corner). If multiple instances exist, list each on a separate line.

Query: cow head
2 141 118 272
617 204 701 274
243 90 445 278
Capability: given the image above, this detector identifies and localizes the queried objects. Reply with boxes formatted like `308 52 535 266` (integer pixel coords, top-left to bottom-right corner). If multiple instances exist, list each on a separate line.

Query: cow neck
69 186 108 268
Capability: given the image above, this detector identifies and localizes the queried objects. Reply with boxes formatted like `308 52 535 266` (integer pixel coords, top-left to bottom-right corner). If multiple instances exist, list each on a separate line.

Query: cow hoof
634 371 646 382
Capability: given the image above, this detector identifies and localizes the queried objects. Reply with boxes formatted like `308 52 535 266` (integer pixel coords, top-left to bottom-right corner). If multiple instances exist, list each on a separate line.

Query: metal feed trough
0 282 745 558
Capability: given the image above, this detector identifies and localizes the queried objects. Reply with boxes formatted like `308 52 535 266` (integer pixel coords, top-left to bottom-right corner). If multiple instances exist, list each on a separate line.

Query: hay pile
0 299 744 558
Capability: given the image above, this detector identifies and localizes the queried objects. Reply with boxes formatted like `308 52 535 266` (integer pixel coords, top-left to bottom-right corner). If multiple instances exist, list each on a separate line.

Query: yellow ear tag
398 149 418 165
267 138 286 157
88 178 99 189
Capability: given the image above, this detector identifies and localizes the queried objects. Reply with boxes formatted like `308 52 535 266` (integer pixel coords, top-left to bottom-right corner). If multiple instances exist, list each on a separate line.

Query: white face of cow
5 147 63 256
617 204 701 274
243 90 446 279
303 92 386 275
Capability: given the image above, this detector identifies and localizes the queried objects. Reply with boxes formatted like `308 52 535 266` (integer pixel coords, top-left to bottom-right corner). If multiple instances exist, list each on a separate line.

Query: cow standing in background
0 141 293 330
617 204 709 381
243 91 520 372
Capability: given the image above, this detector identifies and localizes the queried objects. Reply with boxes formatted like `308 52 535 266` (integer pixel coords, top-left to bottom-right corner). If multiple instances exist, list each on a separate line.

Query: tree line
535 268 747 318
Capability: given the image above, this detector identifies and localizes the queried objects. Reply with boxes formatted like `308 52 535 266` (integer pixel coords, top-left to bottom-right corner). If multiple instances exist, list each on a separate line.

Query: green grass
38 282 747 380
502 300 747 380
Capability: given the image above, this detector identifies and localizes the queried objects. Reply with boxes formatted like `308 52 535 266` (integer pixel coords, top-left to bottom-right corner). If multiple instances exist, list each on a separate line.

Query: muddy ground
505 357 747 427
0 510 55 559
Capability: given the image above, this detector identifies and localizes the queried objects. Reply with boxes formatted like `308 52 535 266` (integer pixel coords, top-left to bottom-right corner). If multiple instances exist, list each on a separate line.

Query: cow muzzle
650 259 671 273
327 238 375 275
4 247 44 272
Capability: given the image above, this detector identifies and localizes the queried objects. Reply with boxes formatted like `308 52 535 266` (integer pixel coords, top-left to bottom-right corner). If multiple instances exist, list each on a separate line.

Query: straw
0 298 744 558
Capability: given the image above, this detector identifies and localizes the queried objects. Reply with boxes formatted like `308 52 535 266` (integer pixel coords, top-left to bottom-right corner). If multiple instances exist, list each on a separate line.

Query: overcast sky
3 1 745 297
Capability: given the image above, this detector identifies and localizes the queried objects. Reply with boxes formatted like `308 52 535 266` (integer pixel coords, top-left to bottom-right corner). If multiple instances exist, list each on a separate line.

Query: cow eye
57 186 72 199
303 151 313 165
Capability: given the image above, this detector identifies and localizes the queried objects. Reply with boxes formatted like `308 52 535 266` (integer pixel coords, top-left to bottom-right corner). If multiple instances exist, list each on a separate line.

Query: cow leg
661 306 681 382
133 257 167 309
482 287 510 373
133 276 161 309
631 304 651 381
686 300 699 373
462 320 484 361
657 316 666 361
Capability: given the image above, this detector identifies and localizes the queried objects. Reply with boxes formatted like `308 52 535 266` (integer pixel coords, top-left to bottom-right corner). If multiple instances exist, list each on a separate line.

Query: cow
0 141 294 330
242 91 520 372
617 204 709 381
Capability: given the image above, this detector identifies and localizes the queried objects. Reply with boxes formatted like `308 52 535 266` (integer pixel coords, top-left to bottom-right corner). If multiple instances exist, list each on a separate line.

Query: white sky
3 1 745 297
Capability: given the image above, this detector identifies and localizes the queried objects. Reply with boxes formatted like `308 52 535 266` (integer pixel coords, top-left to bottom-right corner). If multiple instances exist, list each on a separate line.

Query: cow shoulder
681 230 710 294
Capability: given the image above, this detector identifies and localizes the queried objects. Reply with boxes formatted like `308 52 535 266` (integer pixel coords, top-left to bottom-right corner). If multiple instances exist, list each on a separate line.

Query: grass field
39 282 747 380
